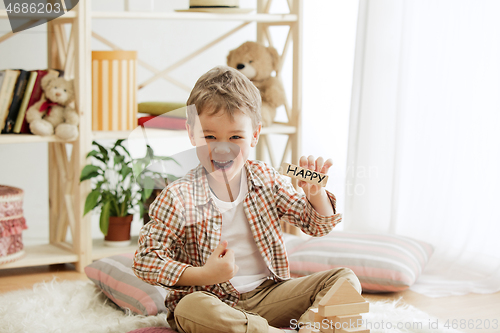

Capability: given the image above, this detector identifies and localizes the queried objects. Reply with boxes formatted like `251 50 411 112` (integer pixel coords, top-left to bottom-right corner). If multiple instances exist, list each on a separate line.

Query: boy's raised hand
202 240 239 285
298 155 333 196
297 155 336 217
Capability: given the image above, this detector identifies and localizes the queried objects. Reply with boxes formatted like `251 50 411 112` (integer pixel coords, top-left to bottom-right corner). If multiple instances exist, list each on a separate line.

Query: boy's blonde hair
186 66 262 129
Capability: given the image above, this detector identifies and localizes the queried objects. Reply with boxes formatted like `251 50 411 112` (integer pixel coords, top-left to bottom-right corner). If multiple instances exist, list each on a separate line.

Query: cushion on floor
85 253 169 316
284 231 434 292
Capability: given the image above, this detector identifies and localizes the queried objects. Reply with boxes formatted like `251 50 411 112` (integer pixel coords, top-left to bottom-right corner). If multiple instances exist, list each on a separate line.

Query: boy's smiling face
187 108 261 186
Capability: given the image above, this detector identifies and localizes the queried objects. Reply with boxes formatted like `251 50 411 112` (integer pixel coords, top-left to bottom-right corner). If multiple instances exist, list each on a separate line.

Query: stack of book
137 102 187 130
0 68 61 135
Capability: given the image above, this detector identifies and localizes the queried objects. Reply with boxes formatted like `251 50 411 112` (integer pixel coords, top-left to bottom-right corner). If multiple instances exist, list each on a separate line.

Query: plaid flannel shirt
133 159 342 313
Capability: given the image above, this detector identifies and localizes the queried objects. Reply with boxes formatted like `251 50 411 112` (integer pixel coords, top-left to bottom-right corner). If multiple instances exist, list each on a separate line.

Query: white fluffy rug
0 280 168 333
0 280 461 333
362 299 462 333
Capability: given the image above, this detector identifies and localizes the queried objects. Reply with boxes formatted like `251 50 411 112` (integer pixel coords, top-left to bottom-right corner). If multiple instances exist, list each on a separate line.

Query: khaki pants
168 268 361 333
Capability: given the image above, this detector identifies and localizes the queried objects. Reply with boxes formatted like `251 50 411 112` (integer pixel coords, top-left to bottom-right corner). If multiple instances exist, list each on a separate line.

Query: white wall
0 0 358 242
302 0 359 226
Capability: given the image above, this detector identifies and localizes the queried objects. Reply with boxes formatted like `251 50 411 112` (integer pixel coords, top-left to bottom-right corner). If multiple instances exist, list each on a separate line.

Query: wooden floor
363 290 500 333
1 265 500 333
0 264 89 293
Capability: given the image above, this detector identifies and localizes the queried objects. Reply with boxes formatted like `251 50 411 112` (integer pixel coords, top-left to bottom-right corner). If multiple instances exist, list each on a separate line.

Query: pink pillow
85 253 169 316
284 231 434 292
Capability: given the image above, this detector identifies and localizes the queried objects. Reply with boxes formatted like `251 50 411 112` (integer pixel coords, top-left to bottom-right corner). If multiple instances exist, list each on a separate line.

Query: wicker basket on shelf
0 185 28 265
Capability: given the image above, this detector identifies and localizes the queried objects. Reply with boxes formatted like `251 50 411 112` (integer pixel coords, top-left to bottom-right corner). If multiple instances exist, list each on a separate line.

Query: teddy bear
25 73 79 141
227 41 286 126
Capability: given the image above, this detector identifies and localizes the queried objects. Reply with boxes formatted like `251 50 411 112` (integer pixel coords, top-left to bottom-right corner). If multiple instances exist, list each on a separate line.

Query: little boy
133 66 361 333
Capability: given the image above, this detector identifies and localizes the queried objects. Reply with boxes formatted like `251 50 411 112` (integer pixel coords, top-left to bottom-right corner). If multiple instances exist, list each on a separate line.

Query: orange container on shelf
92 51 137 131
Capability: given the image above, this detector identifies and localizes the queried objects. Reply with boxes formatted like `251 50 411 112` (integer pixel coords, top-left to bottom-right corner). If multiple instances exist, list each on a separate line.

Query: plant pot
104 215 133 247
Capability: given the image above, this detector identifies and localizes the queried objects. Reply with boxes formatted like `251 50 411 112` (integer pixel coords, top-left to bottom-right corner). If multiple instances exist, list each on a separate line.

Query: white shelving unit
0 0 302 272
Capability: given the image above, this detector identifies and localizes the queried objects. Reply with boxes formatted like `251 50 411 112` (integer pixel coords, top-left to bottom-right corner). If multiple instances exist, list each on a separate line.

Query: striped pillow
284 231 434 292
85 253 169 315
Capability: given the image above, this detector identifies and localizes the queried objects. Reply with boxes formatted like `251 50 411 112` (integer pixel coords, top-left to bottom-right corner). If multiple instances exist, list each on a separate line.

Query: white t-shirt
210 170 271 294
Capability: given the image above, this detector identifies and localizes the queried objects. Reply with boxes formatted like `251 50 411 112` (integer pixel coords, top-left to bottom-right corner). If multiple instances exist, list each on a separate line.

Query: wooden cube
318 301 369 317
309 308 324 323
336 326 370 333
330 315 363 328
320 315 363 333
319 277 365 307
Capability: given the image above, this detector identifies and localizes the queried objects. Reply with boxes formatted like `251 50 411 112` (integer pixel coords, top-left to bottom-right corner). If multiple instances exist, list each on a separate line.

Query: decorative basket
0 185 28 265
92 50 138 131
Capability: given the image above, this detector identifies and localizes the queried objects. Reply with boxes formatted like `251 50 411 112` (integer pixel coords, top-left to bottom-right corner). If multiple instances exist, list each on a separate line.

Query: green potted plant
80 139 140 246
132 144 179 224
80 139 179 246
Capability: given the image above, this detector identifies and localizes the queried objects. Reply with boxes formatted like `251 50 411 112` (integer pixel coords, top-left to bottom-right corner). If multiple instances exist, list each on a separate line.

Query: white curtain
345 0 500 297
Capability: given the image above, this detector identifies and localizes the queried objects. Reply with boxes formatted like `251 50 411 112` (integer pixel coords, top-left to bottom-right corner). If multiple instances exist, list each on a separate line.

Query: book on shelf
138 115 187 130
0 69 21 134
0 72 5 126
0 72 5 91
12 71 38 134
1 69 29 134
